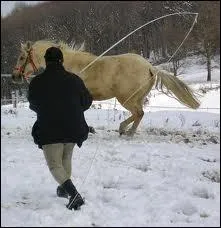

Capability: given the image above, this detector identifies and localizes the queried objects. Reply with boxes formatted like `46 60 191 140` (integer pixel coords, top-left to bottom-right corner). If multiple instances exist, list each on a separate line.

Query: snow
1 57 220 227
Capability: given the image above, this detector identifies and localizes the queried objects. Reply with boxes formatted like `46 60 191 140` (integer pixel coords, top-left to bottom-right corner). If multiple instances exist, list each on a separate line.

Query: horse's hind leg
118 97 144 136
119 115 134 135
126 106 144 136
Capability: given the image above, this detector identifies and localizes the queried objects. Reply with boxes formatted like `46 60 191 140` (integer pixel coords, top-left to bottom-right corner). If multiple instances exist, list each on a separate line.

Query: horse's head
12 41 38 84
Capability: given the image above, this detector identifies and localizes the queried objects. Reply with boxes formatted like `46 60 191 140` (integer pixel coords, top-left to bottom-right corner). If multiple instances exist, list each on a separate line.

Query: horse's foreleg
88 126 96 134
126 110 144 136
119 115 134 135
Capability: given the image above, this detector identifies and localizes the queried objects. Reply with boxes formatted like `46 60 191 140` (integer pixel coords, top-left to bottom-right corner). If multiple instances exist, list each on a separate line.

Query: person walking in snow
28 46 93 210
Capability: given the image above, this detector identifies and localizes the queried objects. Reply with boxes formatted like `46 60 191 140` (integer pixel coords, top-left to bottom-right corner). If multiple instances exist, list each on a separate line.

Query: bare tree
1 0 220 79
193 1 220 81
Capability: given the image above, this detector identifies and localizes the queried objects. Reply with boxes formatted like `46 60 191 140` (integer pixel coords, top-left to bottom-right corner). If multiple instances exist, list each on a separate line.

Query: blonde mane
31 40 96 61
32 40 85 52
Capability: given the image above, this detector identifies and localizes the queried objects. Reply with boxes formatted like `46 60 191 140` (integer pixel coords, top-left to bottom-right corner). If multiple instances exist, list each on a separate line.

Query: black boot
57 185 69 198
61 179 85 210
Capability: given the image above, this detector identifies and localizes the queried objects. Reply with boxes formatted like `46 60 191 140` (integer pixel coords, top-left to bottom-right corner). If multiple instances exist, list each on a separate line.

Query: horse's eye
20 56 25 61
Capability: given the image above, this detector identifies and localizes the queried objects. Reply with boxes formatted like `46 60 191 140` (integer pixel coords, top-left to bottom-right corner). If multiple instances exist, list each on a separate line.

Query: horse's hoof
119 130 125 136
89 126 96 134
125 130 135 137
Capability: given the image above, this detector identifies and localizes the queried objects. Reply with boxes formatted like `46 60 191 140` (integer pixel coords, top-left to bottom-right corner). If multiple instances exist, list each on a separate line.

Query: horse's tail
150 67 200 109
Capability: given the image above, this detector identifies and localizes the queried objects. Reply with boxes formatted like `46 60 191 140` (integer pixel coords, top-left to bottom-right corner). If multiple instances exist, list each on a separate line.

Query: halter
14 48 38 81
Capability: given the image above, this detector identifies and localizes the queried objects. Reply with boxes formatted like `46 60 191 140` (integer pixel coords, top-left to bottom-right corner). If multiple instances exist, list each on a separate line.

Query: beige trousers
42 143 75 185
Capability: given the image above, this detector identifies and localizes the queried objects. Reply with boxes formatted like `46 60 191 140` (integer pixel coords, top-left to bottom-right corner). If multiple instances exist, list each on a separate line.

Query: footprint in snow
192 186 214 199
172 200 198 216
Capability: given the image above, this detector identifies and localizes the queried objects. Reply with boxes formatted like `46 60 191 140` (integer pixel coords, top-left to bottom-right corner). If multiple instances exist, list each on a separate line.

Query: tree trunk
207 54 212 81
161 36 167 59
173 62 177 76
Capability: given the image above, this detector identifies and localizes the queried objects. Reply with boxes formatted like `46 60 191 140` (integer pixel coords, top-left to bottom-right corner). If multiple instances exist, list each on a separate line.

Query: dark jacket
28 63 93 149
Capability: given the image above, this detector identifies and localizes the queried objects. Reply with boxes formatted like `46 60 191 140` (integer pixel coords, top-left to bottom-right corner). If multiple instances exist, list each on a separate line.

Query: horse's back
81 52 155 101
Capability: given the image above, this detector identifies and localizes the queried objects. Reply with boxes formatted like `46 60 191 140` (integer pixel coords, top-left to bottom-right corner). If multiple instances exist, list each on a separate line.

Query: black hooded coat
28 63 93 149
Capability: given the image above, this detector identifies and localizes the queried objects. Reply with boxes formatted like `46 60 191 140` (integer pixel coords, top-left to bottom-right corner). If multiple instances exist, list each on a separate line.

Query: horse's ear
26 41 33 50
21 43 25 50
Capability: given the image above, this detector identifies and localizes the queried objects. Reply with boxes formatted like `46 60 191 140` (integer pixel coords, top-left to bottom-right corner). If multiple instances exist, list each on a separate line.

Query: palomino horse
12 40 200 136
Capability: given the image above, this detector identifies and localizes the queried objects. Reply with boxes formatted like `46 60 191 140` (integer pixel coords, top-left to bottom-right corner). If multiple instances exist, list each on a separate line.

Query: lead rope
123 13 198 106
73 12 199 209
80 12 198 75
67 139 100 209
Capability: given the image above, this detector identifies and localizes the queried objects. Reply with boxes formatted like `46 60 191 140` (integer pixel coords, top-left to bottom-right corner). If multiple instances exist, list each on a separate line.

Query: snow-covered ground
1 57 220 227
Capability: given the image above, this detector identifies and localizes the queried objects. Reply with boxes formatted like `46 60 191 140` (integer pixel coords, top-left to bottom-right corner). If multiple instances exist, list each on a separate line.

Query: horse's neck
33 43 96 74
33 44 49 69
33 41 61 69
63 51 96 74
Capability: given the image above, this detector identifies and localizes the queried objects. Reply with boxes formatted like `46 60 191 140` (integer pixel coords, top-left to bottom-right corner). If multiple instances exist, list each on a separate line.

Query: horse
11 40 200 136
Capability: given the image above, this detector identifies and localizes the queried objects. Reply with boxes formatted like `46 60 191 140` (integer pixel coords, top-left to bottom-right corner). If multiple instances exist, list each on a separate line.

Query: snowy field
1 58 220 227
